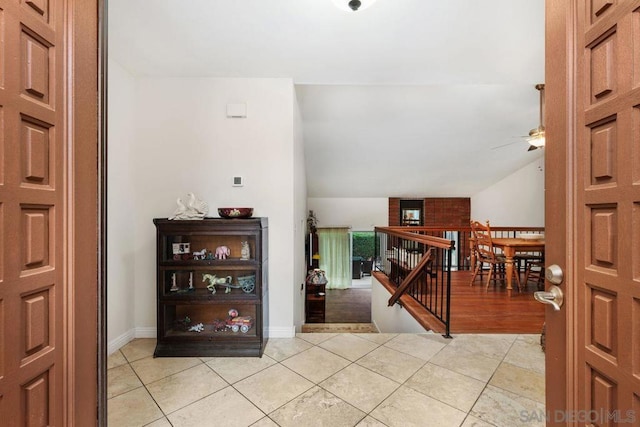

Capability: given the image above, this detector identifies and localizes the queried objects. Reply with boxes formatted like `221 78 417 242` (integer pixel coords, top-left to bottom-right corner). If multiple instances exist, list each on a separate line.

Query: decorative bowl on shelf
218 207 253 219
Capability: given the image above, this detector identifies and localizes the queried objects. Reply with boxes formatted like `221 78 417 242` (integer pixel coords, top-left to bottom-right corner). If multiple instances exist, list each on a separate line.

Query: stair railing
375 227 454 337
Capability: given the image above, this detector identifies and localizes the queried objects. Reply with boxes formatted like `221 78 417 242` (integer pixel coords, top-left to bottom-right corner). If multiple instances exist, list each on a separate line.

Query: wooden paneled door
546 0 640 424
0 0 101 425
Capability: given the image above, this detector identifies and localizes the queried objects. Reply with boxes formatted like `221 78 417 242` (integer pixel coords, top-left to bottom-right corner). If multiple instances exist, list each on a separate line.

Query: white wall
107 60 137 351
471 156 544 226
307 198 388 231
135 77 298 336
371 276 426 333
107 77 301 339
293 91 307 331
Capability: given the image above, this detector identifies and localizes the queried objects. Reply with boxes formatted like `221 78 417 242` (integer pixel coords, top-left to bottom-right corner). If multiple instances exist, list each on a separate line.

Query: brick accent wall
388 198 401 226
388 197 470 227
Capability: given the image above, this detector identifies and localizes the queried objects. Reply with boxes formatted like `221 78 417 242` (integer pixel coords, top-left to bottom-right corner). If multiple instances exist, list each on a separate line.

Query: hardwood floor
325 288 371 323
310 271 545 335
452 270 545 334
300 323 377 333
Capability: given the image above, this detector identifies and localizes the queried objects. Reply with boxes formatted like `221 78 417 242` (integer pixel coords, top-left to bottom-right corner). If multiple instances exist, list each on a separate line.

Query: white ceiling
109 0 545 197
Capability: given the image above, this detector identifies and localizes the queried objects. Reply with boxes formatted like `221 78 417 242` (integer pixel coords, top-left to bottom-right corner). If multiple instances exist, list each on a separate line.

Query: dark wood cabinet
153 218 268 357
305 279 326 323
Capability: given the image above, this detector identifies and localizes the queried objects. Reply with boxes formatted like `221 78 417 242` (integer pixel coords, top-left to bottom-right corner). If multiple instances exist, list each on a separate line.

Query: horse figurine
202 274 233 294
192 248 207 260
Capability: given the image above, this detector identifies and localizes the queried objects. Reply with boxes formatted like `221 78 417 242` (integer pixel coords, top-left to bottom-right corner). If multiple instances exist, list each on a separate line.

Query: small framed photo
172 243 191 255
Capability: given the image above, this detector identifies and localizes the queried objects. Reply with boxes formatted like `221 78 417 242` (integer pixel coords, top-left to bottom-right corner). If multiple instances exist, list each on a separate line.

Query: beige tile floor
108 333 545 427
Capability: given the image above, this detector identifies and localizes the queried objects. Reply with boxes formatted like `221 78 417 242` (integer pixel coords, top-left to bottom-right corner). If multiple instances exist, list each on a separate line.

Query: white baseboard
107 329 135 355
109 325 294 353
135 327 157 338
108 327 156 355
268 326 296 338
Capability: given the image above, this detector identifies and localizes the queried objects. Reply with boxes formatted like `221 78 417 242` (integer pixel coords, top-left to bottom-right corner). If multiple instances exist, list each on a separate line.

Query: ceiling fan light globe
332 0 377 12
528 135 546 148
348 0 361 10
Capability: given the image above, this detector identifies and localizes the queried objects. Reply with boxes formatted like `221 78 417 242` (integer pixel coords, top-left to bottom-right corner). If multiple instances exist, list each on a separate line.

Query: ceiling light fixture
527 83 545 151
332 0 377 12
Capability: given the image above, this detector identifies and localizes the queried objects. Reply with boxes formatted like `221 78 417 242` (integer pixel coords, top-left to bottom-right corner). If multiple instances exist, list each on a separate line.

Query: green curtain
317 228 351 289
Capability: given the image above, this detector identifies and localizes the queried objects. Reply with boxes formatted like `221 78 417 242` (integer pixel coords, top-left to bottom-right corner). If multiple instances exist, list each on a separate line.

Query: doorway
323 231 374 323
351 231 374 288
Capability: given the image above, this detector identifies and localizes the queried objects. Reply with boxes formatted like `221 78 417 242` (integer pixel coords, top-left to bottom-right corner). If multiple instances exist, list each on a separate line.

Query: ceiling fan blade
491 141 519 150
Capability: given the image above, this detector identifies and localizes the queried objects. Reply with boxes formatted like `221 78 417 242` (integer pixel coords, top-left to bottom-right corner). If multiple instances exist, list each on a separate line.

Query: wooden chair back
470 220 499 262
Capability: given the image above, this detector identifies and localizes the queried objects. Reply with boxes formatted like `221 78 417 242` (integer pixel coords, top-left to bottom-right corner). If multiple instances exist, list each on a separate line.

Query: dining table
491 237 545 292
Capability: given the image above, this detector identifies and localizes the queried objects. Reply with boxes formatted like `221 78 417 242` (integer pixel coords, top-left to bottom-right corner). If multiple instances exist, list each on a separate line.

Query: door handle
534 285 564 311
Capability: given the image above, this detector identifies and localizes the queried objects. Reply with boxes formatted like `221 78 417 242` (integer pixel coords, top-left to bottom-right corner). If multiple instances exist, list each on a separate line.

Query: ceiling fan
492 83 545 152
526 83 545 151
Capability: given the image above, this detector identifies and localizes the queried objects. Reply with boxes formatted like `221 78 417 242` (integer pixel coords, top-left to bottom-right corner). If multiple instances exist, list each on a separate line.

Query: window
400 200 423 226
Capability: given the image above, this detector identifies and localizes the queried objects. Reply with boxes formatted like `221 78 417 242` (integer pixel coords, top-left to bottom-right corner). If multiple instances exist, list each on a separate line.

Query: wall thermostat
227 103 247 118
233 176 243 187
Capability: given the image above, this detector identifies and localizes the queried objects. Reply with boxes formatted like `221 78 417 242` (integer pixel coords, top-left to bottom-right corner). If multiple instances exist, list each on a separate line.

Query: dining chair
524 258 545 290
469 220 492 286
470 220 521 290
515 252 544 276
469 221 484 285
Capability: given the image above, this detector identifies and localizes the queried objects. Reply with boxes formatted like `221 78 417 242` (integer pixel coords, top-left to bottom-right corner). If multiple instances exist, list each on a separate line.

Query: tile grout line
110 334 544 427
455 334 542 426
275 339 385 427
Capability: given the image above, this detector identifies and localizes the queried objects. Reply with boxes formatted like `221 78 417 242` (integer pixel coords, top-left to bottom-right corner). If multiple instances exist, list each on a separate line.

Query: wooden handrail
374 227 454 249
381 225 544 233
387 248 434 307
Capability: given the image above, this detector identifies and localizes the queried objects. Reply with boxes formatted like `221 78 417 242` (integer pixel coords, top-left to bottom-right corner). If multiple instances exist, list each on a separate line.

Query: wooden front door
546 0 640 424
0 0 100 425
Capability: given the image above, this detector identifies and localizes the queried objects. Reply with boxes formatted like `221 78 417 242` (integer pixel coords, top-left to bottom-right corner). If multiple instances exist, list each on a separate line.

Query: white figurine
188 323 204 333
186 192 208 218
192 248 207 260
168 192 209 220
170 273 179 291
240 241 250 260
168 198 187 220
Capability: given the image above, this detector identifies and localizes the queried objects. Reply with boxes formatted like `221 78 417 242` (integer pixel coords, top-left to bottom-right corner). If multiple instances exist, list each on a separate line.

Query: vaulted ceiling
110 0 545 197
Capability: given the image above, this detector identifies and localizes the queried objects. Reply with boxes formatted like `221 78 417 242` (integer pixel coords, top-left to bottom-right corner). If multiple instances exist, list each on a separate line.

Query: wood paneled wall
388 198 470 227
